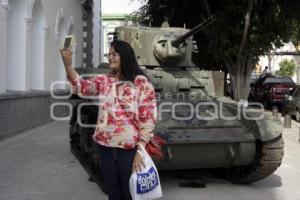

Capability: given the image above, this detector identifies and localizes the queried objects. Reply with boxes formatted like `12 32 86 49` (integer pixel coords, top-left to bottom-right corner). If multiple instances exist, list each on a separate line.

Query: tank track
69 103 108 193
222 136 284 184
69 103 283 187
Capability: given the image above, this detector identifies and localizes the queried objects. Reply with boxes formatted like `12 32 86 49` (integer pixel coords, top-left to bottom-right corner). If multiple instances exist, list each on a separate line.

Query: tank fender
248 113 282 142
221 100 282 142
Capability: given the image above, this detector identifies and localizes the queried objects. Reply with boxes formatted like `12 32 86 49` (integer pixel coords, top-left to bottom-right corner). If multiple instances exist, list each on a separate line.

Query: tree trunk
226 0 254 101
226 58 253 101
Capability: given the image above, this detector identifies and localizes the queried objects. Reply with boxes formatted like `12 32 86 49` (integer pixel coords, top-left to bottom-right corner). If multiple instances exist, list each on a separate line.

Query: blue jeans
97 144 137 200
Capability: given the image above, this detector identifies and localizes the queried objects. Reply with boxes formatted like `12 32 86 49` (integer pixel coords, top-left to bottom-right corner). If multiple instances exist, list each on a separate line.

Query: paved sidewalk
0 121 105 200
0 117 300 200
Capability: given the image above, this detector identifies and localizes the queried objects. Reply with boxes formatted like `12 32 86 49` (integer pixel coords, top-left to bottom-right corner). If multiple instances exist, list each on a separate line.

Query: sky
102 0 144 15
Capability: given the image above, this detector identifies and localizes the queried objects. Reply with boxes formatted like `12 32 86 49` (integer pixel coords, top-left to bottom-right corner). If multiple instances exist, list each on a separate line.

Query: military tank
67 16 283 189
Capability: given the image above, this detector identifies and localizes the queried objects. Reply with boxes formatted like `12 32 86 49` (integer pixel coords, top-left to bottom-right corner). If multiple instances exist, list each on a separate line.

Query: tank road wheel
69 103 107 191
69 103 98 156
223 136 284 184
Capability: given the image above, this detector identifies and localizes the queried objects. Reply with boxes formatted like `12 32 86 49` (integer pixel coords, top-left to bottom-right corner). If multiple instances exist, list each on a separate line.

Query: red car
249 74 296 109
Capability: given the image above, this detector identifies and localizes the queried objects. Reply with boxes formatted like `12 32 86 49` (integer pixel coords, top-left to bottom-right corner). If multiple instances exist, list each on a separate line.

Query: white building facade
0 0 102 93
100 0 142 62
0 0 103 139
258 42 300 82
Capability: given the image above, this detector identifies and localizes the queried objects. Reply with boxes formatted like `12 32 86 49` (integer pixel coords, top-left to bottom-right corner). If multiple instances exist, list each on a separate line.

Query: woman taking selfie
60 40 157 200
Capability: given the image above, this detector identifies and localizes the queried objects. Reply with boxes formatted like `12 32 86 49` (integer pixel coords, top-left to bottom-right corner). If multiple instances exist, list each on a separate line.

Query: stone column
43 26 51 90
92 0 101 67
0 1 11 93
25 17 33 90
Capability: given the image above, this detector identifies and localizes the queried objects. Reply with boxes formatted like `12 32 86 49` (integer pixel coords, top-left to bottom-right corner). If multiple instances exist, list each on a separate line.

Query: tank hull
65 66 283 187
156 141 255 170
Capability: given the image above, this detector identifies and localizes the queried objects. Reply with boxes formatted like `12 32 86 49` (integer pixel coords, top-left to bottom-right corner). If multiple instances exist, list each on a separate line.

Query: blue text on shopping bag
136 167 159 194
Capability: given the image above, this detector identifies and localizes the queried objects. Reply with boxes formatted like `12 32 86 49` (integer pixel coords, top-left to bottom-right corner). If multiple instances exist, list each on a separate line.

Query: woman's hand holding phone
60 47 73 68
59 47 78 82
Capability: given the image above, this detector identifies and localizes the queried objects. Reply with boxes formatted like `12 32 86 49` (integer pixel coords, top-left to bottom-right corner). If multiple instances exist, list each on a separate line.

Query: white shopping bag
129 144 163 200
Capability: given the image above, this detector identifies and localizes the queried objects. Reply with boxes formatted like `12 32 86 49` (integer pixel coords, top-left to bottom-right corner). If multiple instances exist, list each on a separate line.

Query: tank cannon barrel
171 15 216 48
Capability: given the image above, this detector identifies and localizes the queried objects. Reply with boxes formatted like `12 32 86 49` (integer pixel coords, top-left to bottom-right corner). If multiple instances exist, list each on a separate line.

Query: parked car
282 85 300 121
249 74 296 109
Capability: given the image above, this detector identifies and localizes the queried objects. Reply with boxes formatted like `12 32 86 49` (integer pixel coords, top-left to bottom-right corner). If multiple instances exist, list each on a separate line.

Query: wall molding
66 16 74 34
54 8 64 41
43 26 49 38
25 17 34 32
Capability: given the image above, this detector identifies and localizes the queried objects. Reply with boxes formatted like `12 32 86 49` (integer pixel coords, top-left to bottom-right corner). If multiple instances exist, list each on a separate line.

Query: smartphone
64 35 73 49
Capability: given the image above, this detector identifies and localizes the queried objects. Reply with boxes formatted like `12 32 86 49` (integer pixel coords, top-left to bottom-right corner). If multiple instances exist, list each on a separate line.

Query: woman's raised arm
60 47 107 96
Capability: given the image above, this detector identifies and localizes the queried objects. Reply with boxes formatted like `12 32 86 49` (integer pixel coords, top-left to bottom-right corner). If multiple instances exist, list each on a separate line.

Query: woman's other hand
60 47 73 68
132 145 146 172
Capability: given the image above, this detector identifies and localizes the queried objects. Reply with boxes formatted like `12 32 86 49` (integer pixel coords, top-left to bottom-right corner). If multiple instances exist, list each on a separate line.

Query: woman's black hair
110 40 147 82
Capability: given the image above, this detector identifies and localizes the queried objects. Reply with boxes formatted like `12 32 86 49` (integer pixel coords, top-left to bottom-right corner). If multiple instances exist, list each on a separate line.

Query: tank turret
115 16 215 66
154 15 215 64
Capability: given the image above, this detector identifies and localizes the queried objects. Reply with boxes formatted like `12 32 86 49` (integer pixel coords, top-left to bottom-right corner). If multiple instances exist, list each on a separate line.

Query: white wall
7 0 27 90
30 0 45 90
42 0 83 90
0 0 84 92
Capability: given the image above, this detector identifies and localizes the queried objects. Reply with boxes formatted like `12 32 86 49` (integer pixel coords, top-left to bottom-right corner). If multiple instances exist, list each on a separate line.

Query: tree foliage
134 0 300 100
275 59 296 77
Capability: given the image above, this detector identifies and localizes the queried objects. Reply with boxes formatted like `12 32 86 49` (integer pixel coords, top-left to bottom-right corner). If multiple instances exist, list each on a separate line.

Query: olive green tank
67 16 283 189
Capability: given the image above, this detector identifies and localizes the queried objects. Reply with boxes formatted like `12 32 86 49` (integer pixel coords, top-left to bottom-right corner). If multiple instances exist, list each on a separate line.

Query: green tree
135 0 300 100
275 59 296 77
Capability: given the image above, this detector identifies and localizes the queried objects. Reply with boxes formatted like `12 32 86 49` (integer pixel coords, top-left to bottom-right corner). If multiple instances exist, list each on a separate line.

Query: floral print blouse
68 73 157 149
